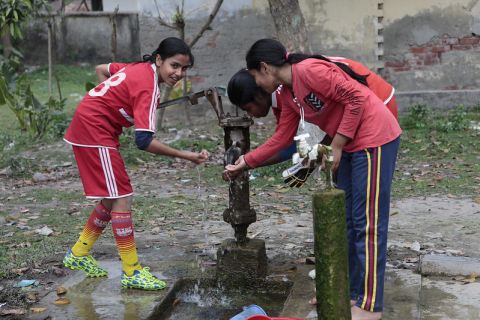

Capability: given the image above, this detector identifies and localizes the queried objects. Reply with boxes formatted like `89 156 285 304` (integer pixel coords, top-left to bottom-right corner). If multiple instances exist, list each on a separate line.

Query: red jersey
108 62 127 76
64 62 160 149
244 59 401 168
291 59 401 152
328 56 397 118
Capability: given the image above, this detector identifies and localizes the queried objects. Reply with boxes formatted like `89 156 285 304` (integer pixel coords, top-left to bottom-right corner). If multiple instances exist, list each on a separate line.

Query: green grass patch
392 105 480 198
0 64 96 132
28 64 96 115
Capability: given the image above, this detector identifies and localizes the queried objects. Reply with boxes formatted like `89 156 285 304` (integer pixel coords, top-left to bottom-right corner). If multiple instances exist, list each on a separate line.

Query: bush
0 70 66 139
434 105 470 132
402 104 431 129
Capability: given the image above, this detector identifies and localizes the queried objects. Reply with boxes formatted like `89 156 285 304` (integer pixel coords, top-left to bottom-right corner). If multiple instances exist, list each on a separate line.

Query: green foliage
434 105 470 132
402 104 431 129
0 53 22 80
27 64 97 116
173 5 185 27
401 104 473 133
0 0 32 39
85 81 96 92
0 71 67 138
168 79 192 100
169 137 218 152
5 156 38 176
0 0 50 41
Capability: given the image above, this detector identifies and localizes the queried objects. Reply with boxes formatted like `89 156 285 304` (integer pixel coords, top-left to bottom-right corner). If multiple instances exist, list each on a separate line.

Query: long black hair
227 69 267 107
142 37 194 66
246 38 367 86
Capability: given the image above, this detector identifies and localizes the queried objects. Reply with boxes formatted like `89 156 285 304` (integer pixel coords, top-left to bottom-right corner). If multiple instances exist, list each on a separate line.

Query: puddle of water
166 286 286 319
150 278 291 320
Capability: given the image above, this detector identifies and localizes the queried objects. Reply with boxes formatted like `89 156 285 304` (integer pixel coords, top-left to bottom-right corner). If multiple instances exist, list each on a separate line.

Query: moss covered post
313 188 351 320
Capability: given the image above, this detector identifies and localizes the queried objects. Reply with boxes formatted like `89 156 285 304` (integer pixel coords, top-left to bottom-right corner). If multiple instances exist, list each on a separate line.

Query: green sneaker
121 267 166 290
63 249 108 277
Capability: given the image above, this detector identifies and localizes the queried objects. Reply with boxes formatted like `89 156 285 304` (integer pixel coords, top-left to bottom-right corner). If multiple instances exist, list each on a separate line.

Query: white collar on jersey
150 63 159 83
271 85 283 108
150 63 157 74
271 92 277 108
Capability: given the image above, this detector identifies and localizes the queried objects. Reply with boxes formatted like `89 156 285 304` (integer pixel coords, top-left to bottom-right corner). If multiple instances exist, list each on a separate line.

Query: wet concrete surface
29 261 169 320
27 259 480 320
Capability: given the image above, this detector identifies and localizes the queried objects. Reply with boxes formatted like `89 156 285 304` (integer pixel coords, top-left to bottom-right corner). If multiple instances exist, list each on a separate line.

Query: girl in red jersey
225 62 397 177
63 37 209 290
226 39 401 320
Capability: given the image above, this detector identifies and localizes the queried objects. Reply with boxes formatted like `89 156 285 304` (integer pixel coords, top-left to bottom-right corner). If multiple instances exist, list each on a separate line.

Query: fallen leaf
173 298 181 307
0 308 26 316
54 297 70 305
56 286 67 296
30 307 47 313
11 267 29 275
277 206 291 212
35 226 54 236
26 292 38 303
463 272 478 284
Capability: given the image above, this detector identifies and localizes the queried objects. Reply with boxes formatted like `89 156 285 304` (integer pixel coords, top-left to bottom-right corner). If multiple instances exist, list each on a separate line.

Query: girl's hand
330 133 349 172
223 155 248 180
188 149 209 164
331 145 342 172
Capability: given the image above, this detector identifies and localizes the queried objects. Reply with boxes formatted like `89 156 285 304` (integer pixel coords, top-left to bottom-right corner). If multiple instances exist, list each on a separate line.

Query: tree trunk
91 0 103 11
312 189 351 320
267 0 312 53
110 7 119 61
47 21 53 96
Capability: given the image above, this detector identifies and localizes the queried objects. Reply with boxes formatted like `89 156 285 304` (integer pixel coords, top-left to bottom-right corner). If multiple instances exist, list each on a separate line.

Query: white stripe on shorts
99 148 118 197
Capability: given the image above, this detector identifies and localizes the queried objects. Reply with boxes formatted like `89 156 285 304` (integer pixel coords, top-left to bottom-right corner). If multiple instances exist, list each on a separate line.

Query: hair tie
285 52 290 60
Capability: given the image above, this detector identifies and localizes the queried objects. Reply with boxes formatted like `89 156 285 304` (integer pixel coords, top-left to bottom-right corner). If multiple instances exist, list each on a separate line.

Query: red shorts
72 146 133 199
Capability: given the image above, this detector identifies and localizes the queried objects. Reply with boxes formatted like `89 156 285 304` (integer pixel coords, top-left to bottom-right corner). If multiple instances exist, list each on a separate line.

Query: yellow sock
111 212 142 276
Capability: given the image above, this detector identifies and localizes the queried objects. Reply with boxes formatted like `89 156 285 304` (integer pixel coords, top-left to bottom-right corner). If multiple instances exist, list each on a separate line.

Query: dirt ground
1 114 479 319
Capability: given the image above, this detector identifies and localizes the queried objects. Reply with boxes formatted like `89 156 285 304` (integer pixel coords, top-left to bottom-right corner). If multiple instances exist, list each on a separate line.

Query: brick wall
385 34 480 73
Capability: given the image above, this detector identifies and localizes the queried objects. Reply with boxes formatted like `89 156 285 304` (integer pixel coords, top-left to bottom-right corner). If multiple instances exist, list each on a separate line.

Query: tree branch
154 0 178 30
188 0 223 49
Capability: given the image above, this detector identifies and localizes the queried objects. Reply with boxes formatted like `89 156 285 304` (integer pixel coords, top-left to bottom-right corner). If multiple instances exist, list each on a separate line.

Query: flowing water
154 279 289 319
